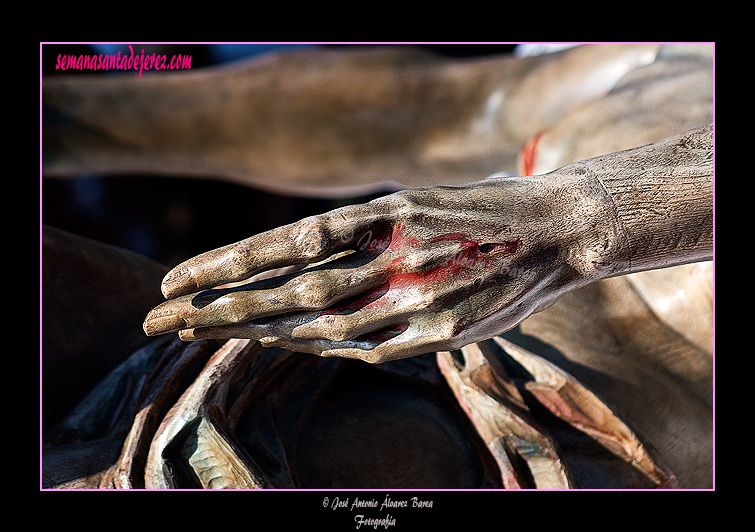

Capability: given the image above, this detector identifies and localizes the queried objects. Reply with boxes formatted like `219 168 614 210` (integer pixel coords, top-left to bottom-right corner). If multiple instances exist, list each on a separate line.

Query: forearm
579 124 713 276
43 44 662 195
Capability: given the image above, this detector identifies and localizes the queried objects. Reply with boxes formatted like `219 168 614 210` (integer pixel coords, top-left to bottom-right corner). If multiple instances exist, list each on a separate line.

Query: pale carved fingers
158 202 390 299
144 202 395 336
144 174 619 364
148 253 389 333
182 311 459 365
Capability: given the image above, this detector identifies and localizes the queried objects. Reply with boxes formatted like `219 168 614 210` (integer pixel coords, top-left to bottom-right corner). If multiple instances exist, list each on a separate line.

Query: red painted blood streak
322 225 520 316
520 130 544 176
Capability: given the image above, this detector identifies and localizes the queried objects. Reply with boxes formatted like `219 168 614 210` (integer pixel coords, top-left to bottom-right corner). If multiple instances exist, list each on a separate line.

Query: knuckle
292 216 331 260
399 208 437 231
344 271 365 288
224 243 253 275
371 190 417 212
292 275 334 308
391 189 422 210
402 249 433 272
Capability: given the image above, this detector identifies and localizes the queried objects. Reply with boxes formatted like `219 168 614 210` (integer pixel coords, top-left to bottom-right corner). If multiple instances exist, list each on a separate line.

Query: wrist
538 167 626 282
575 125 714 276
476 170 624 286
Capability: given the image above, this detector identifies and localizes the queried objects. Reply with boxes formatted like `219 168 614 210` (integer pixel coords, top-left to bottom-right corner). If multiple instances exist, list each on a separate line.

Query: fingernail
143 313 188 336
259 336 281 346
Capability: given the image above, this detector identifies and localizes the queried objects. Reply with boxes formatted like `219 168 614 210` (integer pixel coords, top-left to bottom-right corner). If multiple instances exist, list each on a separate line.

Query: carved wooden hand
144 125 712 363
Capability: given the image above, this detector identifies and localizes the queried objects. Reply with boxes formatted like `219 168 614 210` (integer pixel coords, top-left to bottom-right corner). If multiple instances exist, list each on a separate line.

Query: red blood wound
362 224 420 253
387 235 519 288
520 131 544 176
322 226 520 315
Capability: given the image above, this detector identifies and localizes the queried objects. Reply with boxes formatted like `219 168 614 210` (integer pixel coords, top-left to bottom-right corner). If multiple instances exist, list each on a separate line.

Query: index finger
160 202 387 299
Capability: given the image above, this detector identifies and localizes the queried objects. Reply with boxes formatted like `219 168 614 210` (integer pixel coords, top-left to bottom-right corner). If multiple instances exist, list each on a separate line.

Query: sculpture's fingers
181 314 448 364
285 284 415 343
160 203 387 299
316 317 457 364
144 254 390 336
175 313 386 356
